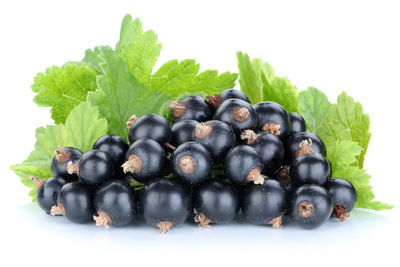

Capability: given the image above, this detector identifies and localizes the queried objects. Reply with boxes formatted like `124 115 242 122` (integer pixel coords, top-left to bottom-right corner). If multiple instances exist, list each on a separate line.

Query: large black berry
171 142 212 185
286 132 326 159
193 179 239 227
169 96 213 123
290 140 330 186
289 112 306 135
193 120 236 161
241 130 284 176
51 146 82 181
139 178 192 233
31 176 67 214
68 150 114 186
127 114 171 146
92 134 129 170
93 180 136 228
122 139 167 183
325 178 357 221
51 182 93 223
224 145 264 185
289 184 333 229
241 179 287 228
253 101 290 141
214 99 258 135
171 119 198 147
207 89 250 109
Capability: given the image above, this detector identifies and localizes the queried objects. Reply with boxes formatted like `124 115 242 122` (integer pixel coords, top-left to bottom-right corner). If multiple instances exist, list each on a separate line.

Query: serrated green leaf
86 46 172 141
116 15 162 86
318 92 371 168
10 102 108 201
32 63 98 124
298 87 331 132
327 141 363 173
82 46 111 74
237 52 263 103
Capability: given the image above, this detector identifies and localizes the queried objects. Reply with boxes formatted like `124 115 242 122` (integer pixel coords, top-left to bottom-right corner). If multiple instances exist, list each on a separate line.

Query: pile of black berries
31 89 357 233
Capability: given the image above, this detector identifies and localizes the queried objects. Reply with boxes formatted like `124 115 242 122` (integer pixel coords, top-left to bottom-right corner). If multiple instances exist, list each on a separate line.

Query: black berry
207 89 250 109
51 146 82 181
289 112 306 134
171 119 198 147
169 96 213 123
92 134 129 170
286 132 327 159
325 178 357 222
127 114 171 146
31 176 67 214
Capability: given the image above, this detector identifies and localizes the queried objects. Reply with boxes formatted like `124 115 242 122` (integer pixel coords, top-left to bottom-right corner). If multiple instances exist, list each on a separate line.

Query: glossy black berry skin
171 120 198 147
193 120 236 161
241 179 287 225
325 178 357 217
289 184 333 229
51 147 82 180
193 179 239 224
36 176 67 214
286 132 327 159
139 178 192 228
124 139 167 183
248 133 284 176
78 150 114 186
171 96 213 123
92 134 129 169
171 142 212 185
289 113 306 135
291 153 330 186
214 99 258 135
58 182 93 223
218 89 250 104
253 101 290 141
94 180 136 226
224 145 263 185
128 114 171 146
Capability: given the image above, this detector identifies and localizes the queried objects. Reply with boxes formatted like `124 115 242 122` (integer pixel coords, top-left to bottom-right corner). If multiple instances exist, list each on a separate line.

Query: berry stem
247 168 264 185
93 211 112 229
165 143 176 150
30 176 44 189
268 215 283 229
194 213 212 228
155 221 174 234
126 114 138 129
240 130 261 145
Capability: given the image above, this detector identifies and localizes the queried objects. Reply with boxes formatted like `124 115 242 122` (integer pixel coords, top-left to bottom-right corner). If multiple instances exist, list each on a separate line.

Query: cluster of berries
31 89 357 233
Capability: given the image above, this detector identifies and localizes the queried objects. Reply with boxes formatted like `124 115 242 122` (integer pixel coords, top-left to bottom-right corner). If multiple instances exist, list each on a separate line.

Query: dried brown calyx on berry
122 155 143 174
169 102 186 118
295 138 314 157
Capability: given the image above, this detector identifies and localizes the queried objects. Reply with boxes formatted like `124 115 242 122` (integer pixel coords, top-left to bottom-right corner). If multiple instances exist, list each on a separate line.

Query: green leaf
82 46 110 74
237 52 263 103
87 46 172 141
237 52 299 111
298 87 331 133
317 92 371 168
32 63 98 124
10 102 108 201
116 15 162 86
326 141 363 173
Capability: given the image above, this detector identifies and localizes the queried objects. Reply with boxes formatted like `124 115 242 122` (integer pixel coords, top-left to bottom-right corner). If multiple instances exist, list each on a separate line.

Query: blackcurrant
51 182 93 223
93 180 136 228
241 179 287 228
224 145 264 185
273 165 293 192
325 178 357 221
289 112 306 135
51 146 82 181
214 99 258 135
207 89 250 109
241 130 284 176
169 96 213 123
122 139 167 183
286 132 327 159
67 150 114 186
290 140 330 186
139 178 192 233
193 179 239 227
31 176 67 214
171 119 198 147
92 134 129 170
193 120 236 161
127 114 171 146
171 142 212 185
289 184 333 229
253 101 290 141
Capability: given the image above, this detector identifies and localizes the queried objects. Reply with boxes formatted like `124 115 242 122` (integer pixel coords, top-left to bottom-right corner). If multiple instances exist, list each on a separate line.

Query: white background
0 1 399 266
